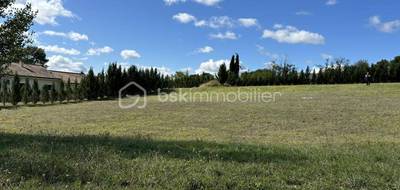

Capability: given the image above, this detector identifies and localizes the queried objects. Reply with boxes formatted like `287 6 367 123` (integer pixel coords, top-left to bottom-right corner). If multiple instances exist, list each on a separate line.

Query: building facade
0 62 84 90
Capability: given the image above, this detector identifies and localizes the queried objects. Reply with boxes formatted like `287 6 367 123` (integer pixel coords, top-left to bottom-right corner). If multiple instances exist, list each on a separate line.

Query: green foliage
58 80 65 103
83 68 98 100
0 1 36 76
217 63 228 84
21 46 48 65
10 74 20 106
40 85 49 104
65 78 72 103
1 79 8 106
227 54 240 85
50 83 57 104
173 71 214 88
97 71 106 99
21 78 31 105
105 63 122 98
239 56 400 86
31 79 39 104
73 79 79 101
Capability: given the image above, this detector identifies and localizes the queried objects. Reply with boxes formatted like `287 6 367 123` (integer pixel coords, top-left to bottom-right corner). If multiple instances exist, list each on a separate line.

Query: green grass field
1 84 400 189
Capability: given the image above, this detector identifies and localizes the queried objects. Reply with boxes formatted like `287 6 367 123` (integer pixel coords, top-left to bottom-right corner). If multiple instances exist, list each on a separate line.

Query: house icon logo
118 82 147 109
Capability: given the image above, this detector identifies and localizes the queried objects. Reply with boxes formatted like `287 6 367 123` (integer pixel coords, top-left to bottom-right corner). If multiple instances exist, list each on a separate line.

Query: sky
15 0 400 75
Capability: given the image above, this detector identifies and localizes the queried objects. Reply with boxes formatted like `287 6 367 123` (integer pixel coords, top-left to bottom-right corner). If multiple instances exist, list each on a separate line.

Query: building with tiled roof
1 62 84 90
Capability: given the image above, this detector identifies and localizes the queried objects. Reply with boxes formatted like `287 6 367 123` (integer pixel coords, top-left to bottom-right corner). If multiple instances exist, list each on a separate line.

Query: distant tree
311 69 317 84
78 79 86 101
299 70 306 84
58 80 65 103
32 79 39 104
50 82 57 104
40 86 49 104
234 53 240 76
66 78 72 103
217 63 228 84
84 68 98 100
97 70 106 99
373 59 390 83
21 46 48 65
21 78 31 105
1 80 8 106
10 74 21 106
73 79 79 101
229 55 235 75
226 54 241 85
105 63 122 98
305 66 311 84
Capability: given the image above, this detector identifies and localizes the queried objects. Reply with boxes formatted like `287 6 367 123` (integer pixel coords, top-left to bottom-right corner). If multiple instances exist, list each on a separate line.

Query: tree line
0 75 81 107
235 56 400 86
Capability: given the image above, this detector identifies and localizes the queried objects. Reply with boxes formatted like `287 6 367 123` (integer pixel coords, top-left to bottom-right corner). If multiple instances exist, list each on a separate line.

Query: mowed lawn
1 84 400 189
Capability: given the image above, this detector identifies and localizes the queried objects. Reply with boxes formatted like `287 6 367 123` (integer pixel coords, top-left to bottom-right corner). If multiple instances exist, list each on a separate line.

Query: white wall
0 76 61 90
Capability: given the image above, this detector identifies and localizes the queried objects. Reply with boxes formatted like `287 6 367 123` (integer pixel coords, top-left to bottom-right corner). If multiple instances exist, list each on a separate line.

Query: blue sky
17 0 400 74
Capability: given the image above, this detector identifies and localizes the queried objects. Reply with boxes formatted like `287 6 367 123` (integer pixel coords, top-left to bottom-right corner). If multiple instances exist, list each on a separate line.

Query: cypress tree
66 78 72 103
58 80 65 103
22 78 31 105
84 68 98 100
40 86 49 104
305 66 311 84
10 74 21 106
217 63 228 84
311 69 317 84
1 80 8 107
73 79 79 101
97 71 106 99
50 83 57 104
234 53 240 76
32 79 40 105
229 55 235 75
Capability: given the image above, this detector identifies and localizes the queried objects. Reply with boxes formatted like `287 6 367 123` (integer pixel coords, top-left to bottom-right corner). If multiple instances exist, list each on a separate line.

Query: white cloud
172 13 197 24
87 46 114 56
204 16 235 28
41 30 89 41
262 25 325 45
164 0 186 6
193 0 222 6
256 45 280 60
369 16 400 33
165 0 222 6
197 46 214 54
68 32 89 41
210 31 238 40
196 59 228 74
295 11 312 16
46 55 86 73
321 53 333 60
39 45 80 56
326 0 337 6
173 14 255 29
13 0 74 25
238 18 258 27
121 50 141 60
173 14 234 29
